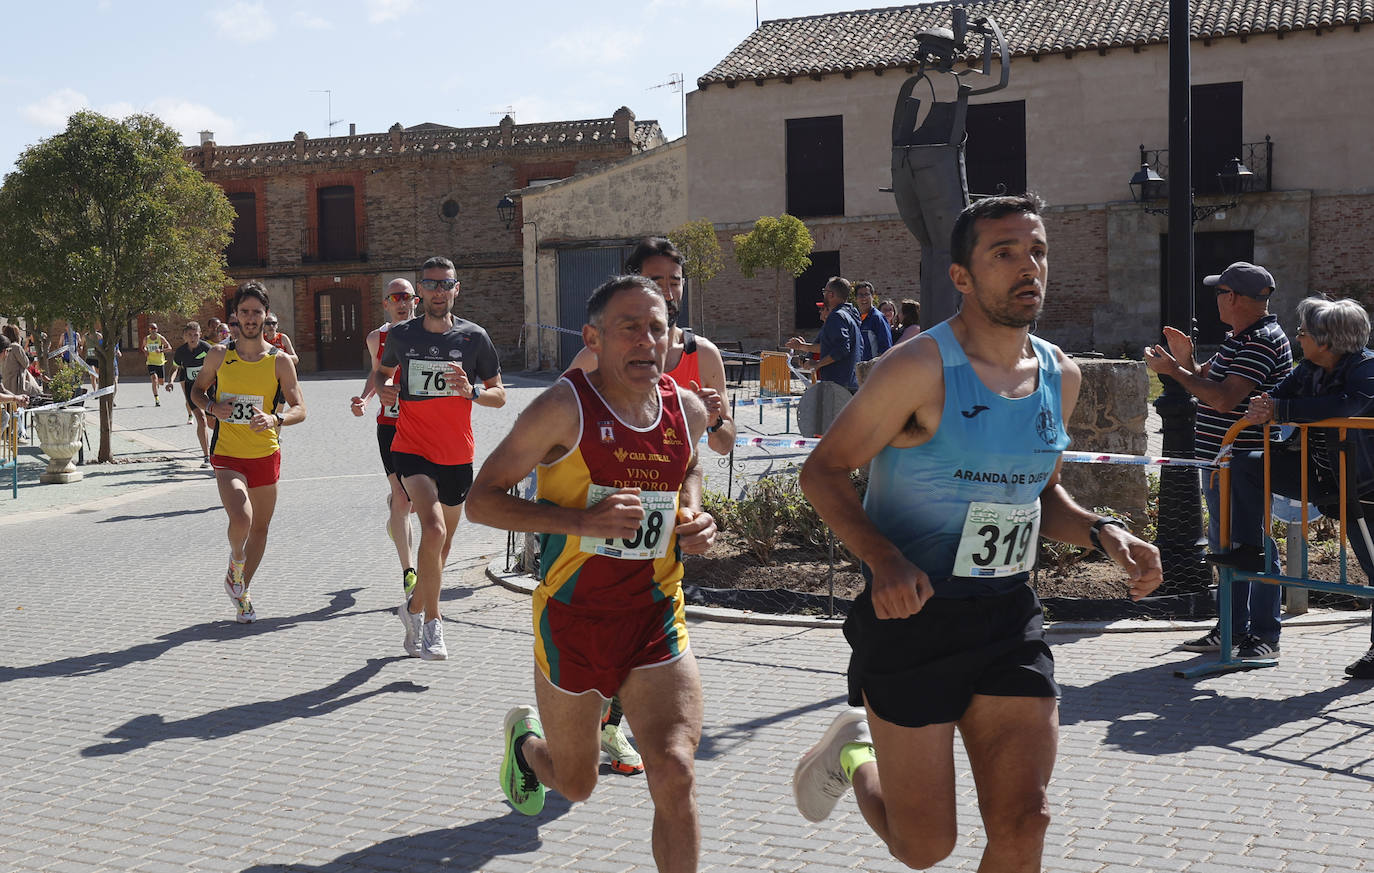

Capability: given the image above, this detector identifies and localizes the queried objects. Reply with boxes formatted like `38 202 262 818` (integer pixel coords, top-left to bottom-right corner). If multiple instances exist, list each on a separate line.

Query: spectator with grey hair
1217 295 1374 676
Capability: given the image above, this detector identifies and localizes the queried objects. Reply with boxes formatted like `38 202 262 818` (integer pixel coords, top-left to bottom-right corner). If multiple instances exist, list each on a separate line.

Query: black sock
403 567 415 577
606 695 624 728
513 731 535 777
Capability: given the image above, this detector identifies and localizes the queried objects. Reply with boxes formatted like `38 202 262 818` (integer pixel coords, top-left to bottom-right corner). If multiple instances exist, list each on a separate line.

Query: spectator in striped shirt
1144 261 1292 659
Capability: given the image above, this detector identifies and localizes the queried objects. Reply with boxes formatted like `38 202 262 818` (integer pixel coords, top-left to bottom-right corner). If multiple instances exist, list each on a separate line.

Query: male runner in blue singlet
792 195 1163 871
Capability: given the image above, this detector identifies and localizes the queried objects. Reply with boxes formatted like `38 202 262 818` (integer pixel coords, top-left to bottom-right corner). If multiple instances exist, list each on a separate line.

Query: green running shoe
402 568 417 597
500 705 546 815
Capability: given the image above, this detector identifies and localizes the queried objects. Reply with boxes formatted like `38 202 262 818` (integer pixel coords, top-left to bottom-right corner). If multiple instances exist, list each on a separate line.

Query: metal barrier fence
1180 416 1374 678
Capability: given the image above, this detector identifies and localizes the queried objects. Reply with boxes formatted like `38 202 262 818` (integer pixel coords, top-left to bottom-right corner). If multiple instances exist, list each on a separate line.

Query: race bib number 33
952 500 1040 578
579 485 679 560
220 393 264 424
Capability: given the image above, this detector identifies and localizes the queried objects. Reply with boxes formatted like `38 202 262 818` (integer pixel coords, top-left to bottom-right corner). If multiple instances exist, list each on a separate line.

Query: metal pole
1153 0 1211 597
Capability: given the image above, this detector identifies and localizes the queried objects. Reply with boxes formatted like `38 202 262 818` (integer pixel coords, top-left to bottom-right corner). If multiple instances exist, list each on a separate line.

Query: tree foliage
668 218 724 332
0 110 234 461
732 214 814 347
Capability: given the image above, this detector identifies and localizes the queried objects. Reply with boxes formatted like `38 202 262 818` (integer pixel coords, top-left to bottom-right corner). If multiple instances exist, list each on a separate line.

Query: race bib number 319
579 485 678 560
952 500 1040 578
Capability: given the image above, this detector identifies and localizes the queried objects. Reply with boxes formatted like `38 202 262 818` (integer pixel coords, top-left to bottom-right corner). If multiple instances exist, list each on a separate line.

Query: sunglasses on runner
417 278 457 291
386 291 414 302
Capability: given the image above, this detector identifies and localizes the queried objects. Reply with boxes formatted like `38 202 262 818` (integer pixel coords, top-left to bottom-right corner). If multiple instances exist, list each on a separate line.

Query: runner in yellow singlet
191 282 307 623
142 324 172 407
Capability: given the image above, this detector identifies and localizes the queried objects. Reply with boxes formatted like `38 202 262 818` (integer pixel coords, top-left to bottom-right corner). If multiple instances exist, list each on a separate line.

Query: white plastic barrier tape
699 433 1219 469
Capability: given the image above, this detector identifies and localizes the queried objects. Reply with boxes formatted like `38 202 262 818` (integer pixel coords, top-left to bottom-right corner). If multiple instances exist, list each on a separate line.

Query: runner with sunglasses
377 257 505 660
263 316 299 366
352 279 420 596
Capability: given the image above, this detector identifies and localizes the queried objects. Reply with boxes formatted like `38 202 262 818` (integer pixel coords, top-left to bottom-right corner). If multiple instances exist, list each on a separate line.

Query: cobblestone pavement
4 374 1374 872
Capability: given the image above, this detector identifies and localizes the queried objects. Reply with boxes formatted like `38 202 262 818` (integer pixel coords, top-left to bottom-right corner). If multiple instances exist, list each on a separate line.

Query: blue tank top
862 322 1071 596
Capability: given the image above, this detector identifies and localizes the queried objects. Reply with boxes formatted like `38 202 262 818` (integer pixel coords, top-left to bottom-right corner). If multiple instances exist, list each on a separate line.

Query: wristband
1088 516 1126 553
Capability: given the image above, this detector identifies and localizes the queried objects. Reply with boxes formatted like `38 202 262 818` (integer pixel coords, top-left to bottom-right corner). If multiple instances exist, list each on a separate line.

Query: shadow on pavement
237 801 572 873
0 588 369 685
82 656 424 757
698 693 848 761
99 504 220 523
1061 658 1374 779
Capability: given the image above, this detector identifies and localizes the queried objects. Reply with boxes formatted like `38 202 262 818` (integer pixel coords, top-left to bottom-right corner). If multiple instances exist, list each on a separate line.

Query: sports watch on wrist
470 383 482 401
1088 516 1126 553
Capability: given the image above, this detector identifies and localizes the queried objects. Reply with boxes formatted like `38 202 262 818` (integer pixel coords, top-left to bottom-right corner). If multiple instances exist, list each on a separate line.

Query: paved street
4 373 1374 872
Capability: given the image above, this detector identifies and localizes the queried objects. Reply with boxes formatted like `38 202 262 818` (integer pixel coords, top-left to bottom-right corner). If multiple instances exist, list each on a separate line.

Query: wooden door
315 288 363 370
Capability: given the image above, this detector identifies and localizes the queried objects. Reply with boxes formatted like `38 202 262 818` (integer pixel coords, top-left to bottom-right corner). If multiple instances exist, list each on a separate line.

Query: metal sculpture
890 8 1009 328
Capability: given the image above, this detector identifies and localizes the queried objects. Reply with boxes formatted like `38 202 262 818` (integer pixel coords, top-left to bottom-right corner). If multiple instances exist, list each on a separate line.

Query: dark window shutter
786 116 845 218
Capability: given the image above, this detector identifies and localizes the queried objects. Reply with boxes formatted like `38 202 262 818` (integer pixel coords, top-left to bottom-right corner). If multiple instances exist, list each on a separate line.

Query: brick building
162 108 663 372
518 1 1374 363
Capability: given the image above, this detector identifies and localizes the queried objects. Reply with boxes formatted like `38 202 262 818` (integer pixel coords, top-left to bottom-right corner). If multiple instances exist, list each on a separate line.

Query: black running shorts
392 452 473 507
376 423 398 477
843 582 1058 728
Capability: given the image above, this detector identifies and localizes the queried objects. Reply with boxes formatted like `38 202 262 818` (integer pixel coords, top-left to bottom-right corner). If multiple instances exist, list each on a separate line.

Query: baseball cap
1203 262 1275 299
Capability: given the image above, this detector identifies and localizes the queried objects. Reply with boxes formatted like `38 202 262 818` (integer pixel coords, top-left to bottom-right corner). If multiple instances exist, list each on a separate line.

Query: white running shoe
421 618 447 661
793 708 871 822
399 598 423 658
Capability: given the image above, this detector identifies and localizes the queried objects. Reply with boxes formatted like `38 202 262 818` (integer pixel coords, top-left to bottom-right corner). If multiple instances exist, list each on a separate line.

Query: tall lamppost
1126 0 1256 598
497 195 544 368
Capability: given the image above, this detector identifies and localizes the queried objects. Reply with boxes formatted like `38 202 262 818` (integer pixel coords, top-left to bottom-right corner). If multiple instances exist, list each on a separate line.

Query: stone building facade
148 109 663 372
675 1 1373 356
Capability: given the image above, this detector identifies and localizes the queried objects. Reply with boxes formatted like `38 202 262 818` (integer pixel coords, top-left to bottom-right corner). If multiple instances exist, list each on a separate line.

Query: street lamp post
498 195 544 368
1127 0 1254 600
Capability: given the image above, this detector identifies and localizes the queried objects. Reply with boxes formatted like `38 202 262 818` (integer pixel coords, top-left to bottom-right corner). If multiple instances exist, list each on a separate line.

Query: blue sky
1 0 853 174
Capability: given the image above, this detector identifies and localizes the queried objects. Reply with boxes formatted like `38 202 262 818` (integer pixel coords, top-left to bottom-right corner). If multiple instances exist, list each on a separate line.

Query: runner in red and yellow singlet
468 275 716 873
563 236 736 772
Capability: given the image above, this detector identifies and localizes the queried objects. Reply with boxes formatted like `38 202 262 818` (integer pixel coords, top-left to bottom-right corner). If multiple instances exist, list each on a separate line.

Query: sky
0 0 859 174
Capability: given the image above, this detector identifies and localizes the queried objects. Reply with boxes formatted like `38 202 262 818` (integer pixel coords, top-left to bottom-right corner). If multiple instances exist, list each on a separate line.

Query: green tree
732 214 814 347
668 218 724 333
0 111 234 461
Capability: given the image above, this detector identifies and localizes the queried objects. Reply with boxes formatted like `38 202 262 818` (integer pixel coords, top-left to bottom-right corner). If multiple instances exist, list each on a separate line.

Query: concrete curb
485 559 1368 634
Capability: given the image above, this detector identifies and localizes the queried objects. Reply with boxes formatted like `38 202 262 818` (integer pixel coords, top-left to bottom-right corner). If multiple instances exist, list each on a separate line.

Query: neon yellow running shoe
500 705 546 815
402 568 417 597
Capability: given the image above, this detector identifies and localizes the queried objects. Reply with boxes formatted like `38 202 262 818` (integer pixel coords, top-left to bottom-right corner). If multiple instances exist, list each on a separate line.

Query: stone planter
32 407 85 483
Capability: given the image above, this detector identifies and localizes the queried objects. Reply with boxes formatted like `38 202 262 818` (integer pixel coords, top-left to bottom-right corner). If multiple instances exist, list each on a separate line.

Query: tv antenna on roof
490 106 515 121
648 73 685 137
309 89 344 135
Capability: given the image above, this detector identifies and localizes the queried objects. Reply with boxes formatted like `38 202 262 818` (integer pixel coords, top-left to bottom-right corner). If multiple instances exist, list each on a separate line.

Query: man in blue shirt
854 281 893 361
787 277 866 391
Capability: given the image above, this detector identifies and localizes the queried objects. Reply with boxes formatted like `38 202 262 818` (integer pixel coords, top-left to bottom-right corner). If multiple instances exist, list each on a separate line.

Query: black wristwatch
274 412 285 427
1088 516 1127 553
470 383 482 401
706 416 725 433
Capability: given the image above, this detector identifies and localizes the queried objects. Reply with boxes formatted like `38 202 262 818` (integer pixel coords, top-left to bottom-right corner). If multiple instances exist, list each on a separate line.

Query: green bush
47 363 86 402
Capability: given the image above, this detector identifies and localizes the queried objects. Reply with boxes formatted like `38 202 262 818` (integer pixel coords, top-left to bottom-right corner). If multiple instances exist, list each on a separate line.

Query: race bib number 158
952 500 1040 578
579 485 679 560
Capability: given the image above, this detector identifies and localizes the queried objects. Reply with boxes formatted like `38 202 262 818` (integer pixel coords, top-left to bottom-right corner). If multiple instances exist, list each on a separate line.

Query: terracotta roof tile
698 1 1374 86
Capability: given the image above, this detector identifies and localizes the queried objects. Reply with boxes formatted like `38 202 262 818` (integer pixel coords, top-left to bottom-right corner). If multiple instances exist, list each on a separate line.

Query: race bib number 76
579 485 679 560
952 500 1040 578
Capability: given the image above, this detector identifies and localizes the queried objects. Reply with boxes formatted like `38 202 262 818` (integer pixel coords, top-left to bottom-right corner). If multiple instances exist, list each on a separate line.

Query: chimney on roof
612 106 634 142
198 130 215 146
389 122 403 152
294 131 307 159
499 114 514 147
349 123 356 136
